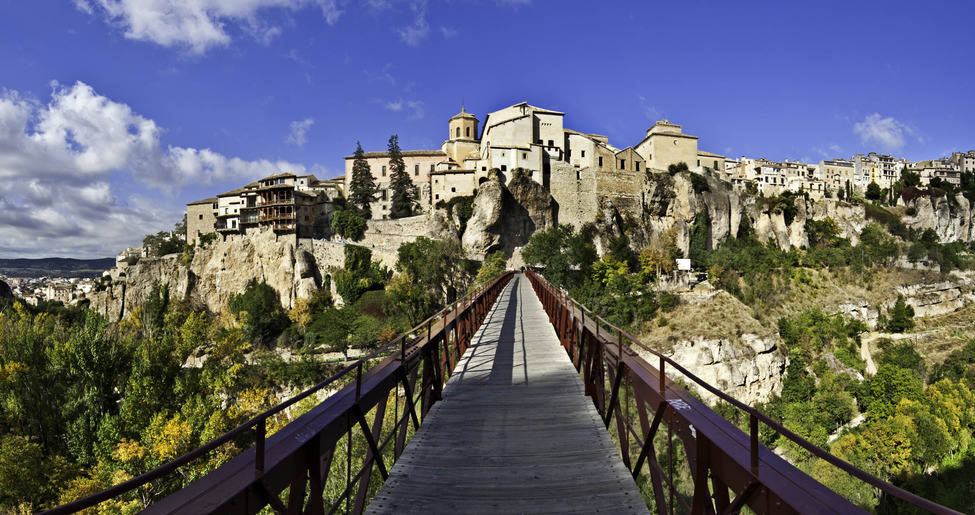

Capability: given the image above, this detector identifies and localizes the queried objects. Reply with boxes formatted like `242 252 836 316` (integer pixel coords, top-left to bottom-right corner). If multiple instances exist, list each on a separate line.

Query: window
714 160 719 169
199 214 203 220
414 164 419 176
523 152 527 159
435 179 438 184
501 165 507 171
456 127 460 137
430 164 434 171
537 139 542 144
451 187 456 192
481 166 486 171
620 159 625 169
382 165 386 176
548 139 554 146
581 150 586 158
381 190 388 201
598 157 603 167
435 194 440 199
636 162 641 171
465 127 470 137
697 159 701 166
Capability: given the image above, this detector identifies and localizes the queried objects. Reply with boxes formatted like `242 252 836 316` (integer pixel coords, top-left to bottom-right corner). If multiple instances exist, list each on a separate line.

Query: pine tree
349 142 377 218
387 134 417 218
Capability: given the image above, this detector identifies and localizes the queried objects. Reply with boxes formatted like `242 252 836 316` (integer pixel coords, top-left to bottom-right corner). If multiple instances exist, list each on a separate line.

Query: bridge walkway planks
366 274 649 514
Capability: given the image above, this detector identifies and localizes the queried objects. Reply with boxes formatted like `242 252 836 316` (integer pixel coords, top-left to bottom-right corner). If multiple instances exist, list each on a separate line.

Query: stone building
948 150 975 173
187 173 340 241
344 102 726 224
187 197 218 244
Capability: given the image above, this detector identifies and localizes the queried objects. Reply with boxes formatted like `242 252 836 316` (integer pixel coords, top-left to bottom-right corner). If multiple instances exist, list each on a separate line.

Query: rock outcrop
646 334 787 405
463 169 556 258
902 193 974 243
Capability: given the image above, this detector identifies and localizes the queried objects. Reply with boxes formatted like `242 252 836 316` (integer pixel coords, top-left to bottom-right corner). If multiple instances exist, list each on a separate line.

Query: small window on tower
523 152 527 159
465 127 470 137
581 150 586 158
620 159 625 169
456 127 460 137
382 165 386 176
636 162 641 171
414 164 419 176
598 157 603 167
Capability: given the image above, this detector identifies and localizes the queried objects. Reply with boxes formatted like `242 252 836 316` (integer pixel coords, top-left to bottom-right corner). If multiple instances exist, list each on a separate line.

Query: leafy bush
331 209 367 241
197 232 217 247
227 279 290 344
689 172 710 194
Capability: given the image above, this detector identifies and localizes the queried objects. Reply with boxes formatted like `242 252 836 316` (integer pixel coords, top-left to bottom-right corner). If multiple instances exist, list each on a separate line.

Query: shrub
689 173 710 194
197 232 217 247
659 292 678 312
331 209 367 241
886 296 915 333
227 279 290 344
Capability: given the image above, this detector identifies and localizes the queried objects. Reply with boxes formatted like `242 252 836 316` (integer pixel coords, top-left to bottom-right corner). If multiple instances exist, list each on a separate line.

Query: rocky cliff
658 334 787 405
901 193 975 243
462 169 556 258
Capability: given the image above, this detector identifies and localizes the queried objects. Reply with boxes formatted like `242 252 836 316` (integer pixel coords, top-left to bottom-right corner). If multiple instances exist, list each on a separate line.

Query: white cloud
74 0 345 53
286 117 314 146
853 113 913 150
637 95 659 121
382 98 424 119
440 26 457 39
398 0 429 47
0 81 312 258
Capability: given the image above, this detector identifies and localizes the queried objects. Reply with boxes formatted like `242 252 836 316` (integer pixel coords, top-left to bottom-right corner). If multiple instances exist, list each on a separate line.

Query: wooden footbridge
48 272 959 514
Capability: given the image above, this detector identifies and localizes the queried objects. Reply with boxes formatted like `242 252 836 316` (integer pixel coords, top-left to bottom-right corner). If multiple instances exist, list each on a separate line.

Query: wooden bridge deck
367 274 649 514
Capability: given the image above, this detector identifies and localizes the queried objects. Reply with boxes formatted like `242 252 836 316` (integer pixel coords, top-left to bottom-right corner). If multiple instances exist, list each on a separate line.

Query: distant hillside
0 257 115 278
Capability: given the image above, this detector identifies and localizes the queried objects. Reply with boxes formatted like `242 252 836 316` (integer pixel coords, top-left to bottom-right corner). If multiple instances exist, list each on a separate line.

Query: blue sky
1 0 973 258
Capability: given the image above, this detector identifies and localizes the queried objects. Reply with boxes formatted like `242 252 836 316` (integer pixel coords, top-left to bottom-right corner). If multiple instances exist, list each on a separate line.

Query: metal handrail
527 270 960 514
45 271 513 514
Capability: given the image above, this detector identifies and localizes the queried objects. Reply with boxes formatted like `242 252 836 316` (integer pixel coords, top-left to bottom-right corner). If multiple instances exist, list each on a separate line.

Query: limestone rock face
637 171 743 257
896 272 975 318
655 334 787 405
462 169 556 259
903 194 974 243
89 230 315 321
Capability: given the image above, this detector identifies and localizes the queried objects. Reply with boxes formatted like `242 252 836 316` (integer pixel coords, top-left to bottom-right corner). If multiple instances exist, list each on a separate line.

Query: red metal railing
525 269 959 515
45 271 514 515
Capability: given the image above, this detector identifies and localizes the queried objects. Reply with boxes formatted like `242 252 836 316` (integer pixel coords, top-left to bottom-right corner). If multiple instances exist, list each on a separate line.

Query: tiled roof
187 197 218 206
345 150 446 159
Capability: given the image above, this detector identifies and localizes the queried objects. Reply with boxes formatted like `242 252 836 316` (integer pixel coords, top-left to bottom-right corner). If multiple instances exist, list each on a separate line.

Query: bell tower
448 106 479 142
443 106 480 166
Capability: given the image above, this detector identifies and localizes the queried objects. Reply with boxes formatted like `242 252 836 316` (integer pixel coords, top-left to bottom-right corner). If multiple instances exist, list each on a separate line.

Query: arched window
465 127 470 137
456 127 460 137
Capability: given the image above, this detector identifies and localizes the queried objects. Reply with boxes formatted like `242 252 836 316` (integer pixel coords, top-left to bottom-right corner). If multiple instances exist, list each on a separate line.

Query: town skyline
2 0 975 258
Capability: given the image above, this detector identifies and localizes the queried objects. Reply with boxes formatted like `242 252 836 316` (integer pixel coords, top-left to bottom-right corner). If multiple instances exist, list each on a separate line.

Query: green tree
395 237 472 305
522 225 597 287
387 135 417 218
348 142 377 218
330 209 366 241
688 210 711 264
865 363 923 418
227 279 290 344
866 181 883 201
334 245 388 304
470 251 508 292
886 296 915 333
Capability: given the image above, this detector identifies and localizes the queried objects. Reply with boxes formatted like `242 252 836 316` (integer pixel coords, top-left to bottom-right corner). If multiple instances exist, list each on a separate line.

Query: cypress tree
388 134 417 218
349 142 377 218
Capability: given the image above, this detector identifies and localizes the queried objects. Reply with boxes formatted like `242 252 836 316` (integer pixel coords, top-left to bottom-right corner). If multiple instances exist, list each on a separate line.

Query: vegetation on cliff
0 234 495 511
